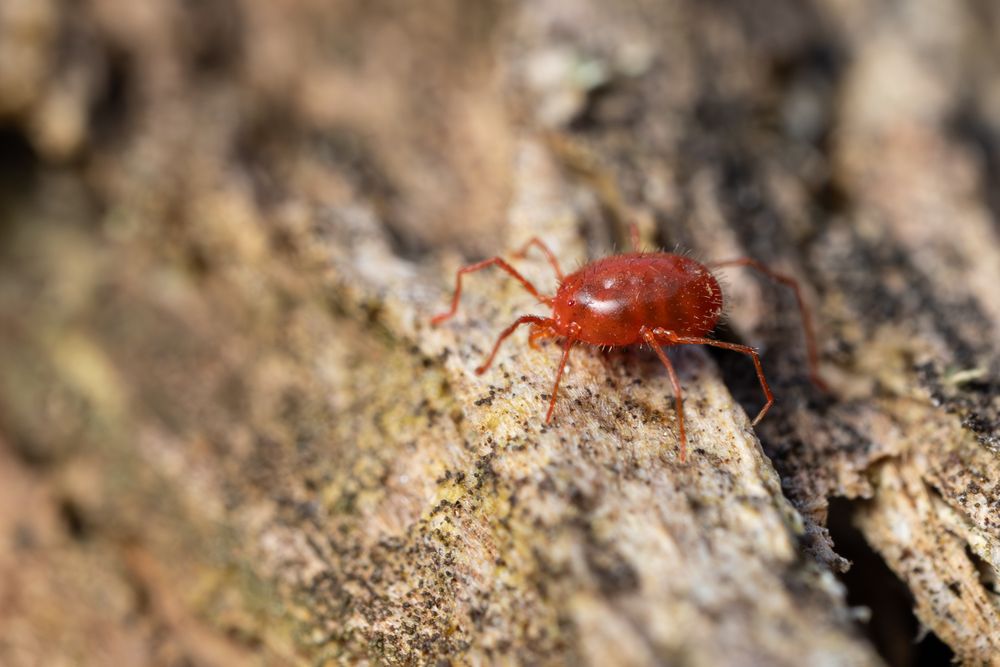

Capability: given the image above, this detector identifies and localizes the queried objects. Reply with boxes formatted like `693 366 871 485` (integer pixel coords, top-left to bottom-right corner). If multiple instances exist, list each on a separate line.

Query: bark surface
1 1 998 665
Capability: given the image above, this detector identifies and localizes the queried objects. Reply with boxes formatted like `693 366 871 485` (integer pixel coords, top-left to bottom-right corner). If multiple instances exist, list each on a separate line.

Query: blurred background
0 1 998 665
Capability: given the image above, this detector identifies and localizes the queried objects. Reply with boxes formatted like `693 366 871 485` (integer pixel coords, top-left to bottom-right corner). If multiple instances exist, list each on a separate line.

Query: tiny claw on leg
750 403 771 427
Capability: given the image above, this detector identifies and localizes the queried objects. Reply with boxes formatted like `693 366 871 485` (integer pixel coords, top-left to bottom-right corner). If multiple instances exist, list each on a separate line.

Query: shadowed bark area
0 0 997 665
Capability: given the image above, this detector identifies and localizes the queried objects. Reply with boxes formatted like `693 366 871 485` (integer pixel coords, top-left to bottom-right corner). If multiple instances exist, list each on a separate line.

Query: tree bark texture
0 1 998 665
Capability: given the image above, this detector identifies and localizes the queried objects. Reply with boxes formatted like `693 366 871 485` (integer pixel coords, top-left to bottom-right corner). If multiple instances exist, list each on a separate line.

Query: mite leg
476 316 555 374
513 237 565 281
652 329 774 427
709 258 828 391
528 325 558 350
545 335 578 423
431 257 552 326
641 329 688 462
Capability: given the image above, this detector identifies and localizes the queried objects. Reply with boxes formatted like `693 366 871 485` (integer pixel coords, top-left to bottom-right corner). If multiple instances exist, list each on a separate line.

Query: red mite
431 236 826 461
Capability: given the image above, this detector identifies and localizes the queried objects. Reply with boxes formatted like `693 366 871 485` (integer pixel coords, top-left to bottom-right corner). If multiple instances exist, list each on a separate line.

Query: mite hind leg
641 329 689 462
651 329 774 427
709 258 827 391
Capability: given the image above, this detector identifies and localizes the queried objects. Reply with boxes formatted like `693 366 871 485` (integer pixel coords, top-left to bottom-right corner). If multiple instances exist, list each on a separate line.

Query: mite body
552 254 723 345
431 238 824 461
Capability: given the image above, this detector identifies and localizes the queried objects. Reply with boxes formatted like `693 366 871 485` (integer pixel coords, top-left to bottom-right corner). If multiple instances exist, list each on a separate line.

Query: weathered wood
0 0 997 665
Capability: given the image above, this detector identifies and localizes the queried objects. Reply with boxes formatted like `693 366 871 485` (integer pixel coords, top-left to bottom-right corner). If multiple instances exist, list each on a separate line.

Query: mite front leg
544 322 580 424
527 325 558 350
431 257 552 326
476 316 555 374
